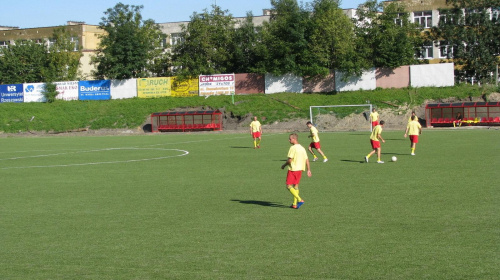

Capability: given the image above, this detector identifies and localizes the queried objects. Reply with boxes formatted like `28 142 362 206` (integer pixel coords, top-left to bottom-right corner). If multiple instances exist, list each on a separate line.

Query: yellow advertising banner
137 77 172 98
171 77 199 97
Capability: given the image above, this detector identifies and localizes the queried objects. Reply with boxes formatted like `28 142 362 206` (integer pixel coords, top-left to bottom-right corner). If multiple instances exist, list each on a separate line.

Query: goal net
309 104 373 132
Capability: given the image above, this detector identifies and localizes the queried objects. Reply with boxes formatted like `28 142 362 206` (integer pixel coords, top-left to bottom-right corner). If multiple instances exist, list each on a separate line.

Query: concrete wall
235 73 265 94
335 68 377 92
265 73 303 94
376 66 410 89
302 72 335 93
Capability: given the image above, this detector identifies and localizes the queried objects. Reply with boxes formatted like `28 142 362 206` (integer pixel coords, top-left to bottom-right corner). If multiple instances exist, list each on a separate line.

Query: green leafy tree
430 0 500 82
258 0 310 76
306 0 362 77
44 27 82 82
172 5 235 78
230 12 261 74
91 2 166 80
355 0 422 69
0 40 48 84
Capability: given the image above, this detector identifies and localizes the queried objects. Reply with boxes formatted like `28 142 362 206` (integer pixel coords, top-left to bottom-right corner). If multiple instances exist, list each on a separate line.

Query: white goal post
309 104 373 132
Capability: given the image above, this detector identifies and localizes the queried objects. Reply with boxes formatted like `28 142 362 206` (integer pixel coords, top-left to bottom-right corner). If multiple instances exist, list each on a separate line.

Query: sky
1 0 367 28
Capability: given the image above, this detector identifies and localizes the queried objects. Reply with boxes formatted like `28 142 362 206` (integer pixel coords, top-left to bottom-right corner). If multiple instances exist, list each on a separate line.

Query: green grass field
0 129 498 279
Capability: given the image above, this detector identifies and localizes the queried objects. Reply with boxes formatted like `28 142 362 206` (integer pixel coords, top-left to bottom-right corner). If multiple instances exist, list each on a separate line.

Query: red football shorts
252 132 261 138
409 135 419 143
370 140 381 149
309 142 321 149
372 121 379 127
286 170 302 185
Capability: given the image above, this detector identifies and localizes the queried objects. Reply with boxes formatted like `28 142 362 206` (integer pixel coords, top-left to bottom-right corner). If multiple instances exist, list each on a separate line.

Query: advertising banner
199 74 235 96
78 80 111 100
137 77 172 98
111 79 137 99
56 81 79 101
171 77 199 97
24 83 46 102
0 84 24 103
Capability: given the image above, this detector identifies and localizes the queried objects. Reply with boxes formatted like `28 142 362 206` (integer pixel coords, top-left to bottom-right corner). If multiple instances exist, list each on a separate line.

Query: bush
42 82 58 103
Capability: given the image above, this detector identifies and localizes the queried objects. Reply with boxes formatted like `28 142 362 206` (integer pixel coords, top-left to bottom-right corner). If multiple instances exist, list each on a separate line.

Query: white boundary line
0 148 189 170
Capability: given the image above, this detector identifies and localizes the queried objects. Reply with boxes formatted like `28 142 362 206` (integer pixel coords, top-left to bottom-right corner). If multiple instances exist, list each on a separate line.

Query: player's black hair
380 120 385 125
306 121 312 125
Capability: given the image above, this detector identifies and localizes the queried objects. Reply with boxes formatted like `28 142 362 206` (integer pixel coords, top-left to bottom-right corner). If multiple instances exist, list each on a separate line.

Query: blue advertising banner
0 84 24 103
78 80 111 100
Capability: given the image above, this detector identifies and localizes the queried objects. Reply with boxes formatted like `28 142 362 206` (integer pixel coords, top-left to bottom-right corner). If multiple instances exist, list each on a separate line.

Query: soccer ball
392 156 397 162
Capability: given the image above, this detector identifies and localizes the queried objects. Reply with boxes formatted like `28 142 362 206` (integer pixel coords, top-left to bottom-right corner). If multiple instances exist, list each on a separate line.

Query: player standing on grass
370 108 379 128
281 133 311 209
365 120 385 163
249 116 262 149
404 115 422 155
306 121 328 162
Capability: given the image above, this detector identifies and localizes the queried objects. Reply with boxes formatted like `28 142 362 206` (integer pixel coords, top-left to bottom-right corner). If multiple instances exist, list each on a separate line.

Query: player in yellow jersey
281 133 311 209
306 121 328 162
408 111 418 124
369 108 379 128
365 120 385 163
249 116 262 149
404 116 422 155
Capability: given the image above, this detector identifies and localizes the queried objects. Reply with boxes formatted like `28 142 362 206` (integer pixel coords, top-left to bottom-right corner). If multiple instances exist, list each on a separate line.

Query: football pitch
0 129 498 279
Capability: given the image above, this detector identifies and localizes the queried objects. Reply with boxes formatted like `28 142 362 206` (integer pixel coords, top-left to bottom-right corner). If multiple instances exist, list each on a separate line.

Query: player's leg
376 147 383 163
257 136 261 148
308 144 318 161
317 148 328 162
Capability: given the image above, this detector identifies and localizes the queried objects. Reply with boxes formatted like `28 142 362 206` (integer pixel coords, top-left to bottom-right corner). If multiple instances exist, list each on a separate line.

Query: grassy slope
0 85 494 133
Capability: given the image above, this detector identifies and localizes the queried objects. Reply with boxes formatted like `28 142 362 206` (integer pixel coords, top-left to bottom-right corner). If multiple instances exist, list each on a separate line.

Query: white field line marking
0 148 189 170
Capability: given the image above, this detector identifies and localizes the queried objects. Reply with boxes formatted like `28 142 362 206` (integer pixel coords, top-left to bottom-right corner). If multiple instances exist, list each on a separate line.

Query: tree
91 2 166 80
355 0 422 70
230 12 261 74
306 0 362 77
172 5 235 78
44 27 82 82
0 40 48 84
430 0 500 82
257 0 311 76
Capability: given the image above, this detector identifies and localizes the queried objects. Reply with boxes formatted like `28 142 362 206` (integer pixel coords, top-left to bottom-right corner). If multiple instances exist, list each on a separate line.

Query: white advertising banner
265 73 303 94
410 63 455 87
24 83 46 102
111 79 137 99
199 74 235 96
55 81 79 101
335 68 376 92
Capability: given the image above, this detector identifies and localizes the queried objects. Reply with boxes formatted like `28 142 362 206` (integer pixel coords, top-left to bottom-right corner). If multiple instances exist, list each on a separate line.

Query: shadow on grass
231 199 289 208
230 146 253 149
341 159 365 163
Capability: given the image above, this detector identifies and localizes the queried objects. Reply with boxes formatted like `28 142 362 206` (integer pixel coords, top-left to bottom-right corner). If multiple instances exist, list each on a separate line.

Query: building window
420 41 433 59
492 8 499 21
394 13 406 26
70 37 79 51
47 38 56 49
170 33 183 46
414 11 432 28
0 41 9 48
439 41 453 58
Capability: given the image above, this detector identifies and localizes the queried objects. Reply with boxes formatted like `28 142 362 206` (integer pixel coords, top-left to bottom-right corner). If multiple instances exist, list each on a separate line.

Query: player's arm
306 158 311 177
378 133 385 143
404 125 409 138
281 158 292 169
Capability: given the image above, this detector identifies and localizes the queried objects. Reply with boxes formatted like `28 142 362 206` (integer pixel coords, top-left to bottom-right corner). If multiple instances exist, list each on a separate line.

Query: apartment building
0 22 105 79
385 0 499 63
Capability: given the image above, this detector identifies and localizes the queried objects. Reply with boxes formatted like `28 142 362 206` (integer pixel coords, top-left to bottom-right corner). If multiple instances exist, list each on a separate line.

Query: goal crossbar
309 104 373 131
